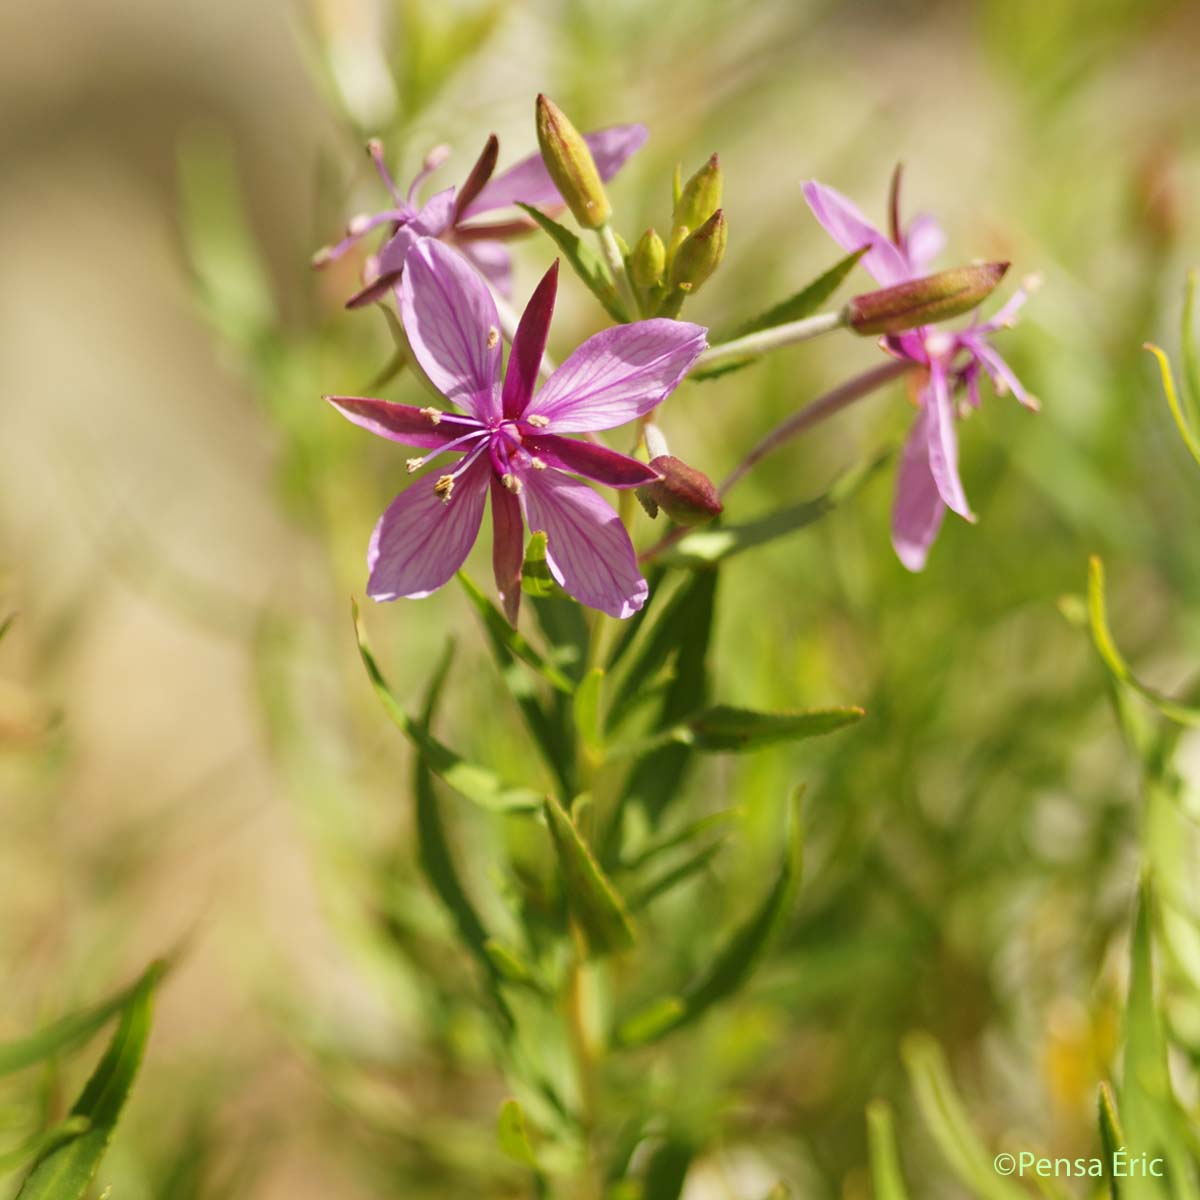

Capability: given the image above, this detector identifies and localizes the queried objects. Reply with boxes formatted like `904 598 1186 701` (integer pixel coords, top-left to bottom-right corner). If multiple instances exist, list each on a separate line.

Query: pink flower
326 240 706 621
803 178 1034 571
315 126 647 304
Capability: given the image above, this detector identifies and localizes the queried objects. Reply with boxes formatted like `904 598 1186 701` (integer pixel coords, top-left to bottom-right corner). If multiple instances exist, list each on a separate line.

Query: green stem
565 928 601 1200
596 223 638 318
695 309 846 371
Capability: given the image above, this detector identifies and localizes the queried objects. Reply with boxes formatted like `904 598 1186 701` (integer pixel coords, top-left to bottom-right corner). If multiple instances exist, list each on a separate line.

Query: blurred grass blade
667 451 892 566
0 1120 90 1174
0 962 164 1079
1181 270 1200 430
573 667 605 755
727 248 867 339
643 1137 693 1200
496 1099 538 1169
901 1034 1028 1200
866 1100 911 1200
17 968 158 1200
516 203 629 323
457 572 573 693
353 600 541 811
1098 1083 1124 1200
544 794 636 957
177 131 276 354
622 808 740 871
684 704 865 752
411 639 514 1027
630 841 722 910
617 792 802 1045
1144 344 1200 468
605 565 666 672
1087 558 1200 727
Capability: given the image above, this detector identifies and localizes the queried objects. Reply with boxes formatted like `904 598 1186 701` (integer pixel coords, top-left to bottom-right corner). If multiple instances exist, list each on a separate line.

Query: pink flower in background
803 176 1034 571
314 125 647 304
326 240 705 621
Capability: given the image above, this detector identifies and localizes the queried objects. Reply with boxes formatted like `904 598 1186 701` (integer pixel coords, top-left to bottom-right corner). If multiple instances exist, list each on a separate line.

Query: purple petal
490 476 524 626
902 212 946 274
399 239 503 420
520 470 647 618
457 239 513 298
368 451 490 600
802 180 911 286
409 187 456 237
523 320 707 432
346 223 421 308
524 434 660 488
461 123 649 219
326 395 473 448
502 261 559 418
969 339 1038 411
891 408 946 572
923 363 974 520
313 208 409 268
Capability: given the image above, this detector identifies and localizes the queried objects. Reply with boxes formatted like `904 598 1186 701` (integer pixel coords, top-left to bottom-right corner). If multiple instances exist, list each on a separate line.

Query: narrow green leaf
0 1119 91 1174
901 1034 1028 1200
1181 270 1200 430
1087 557 1200 727
614 996 686 1047
1144 343 1200 468
606 565 667 672
622 808 740 872
516 203 629 323
643 1138 692 1200
544 794 636 957
1098 1083 1124 1200
0 962 164 1079
353 600 541 811
520 531 558 598
728 248 867 339
458 572 573 692
630 842 722 910
496 1099 538 1169
17 969 158 1200
573 667 605 755
616 792 802 1044
685 704 865 752
667 451 892 566
866 1100 911 1200
483 939 543 991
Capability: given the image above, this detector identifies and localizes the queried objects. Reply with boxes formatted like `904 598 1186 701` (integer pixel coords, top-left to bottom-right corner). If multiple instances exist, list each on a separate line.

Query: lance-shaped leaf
573 667 605 756
616 793 802 1045
0 1120 91 1175
517 203 629 323
544 794 636 956
643 1137 693 1200
1098 1083 1124 1200
866 1100 911 1200
630 841 723 910
666 451 891 566
683 704 864 752
901 1034 1028 1200
496 1099 539 1169
1087 557 1200 727
353 600 541 811
0 961 166 1078
520 531 559 598
410 640 514 1028
17 967 159 1200
1181 270 1200 433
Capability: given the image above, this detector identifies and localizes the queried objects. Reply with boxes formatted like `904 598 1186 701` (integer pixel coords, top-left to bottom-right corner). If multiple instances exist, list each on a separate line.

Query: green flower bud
630 228 666 288
672 153 722 237
843 262 1010 336
669 209 727 293
535 94 611 229
636 456 723 526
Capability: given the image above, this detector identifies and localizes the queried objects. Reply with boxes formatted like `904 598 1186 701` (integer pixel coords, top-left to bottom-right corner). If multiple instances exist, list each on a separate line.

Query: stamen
419 407 443 425
525 414 550 428
529 457 547 471
434 475 455 503
347 212 373 236
501 473 523 494
406 457 424 473
486 326 500 349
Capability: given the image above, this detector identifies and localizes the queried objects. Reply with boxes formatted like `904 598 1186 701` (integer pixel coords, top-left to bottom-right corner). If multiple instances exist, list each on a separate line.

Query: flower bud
630 228 666 288
843 262 1009 335
672 153 722 238
535 94 611 229
636 456 723 526
669 209 727 293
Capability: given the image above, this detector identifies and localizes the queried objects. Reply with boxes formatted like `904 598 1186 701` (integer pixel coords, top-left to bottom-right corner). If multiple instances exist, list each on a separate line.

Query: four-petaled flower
326 240 706 621
803 176 1034 571
314 126 647 305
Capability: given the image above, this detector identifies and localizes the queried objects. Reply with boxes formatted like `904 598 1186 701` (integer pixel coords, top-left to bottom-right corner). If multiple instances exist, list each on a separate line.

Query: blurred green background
2 0 1200 1196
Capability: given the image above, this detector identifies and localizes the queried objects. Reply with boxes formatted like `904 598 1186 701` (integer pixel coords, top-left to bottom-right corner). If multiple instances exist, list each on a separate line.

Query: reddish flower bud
637 456 723 525
843 261 1010 336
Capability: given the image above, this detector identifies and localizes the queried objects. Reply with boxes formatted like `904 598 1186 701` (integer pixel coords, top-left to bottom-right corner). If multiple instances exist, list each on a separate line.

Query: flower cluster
319 98 1033 621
